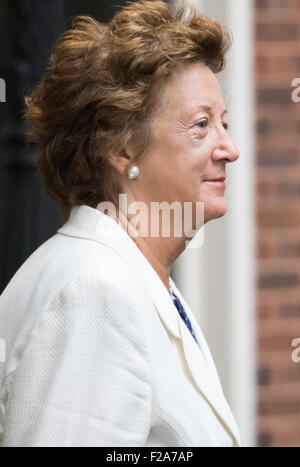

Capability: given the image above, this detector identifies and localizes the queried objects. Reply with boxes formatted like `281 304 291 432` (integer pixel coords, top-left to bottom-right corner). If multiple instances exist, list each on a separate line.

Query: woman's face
135 62 240 226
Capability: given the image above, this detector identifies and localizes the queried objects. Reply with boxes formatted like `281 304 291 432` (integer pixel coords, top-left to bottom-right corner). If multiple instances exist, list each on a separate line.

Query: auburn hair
24 0 232 223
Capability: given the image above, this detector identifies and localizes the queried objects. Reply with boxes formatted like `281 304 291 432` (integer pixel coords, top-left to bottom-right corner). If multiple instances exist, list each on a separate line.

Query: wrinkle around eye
174 120 191 132
191 130 207 142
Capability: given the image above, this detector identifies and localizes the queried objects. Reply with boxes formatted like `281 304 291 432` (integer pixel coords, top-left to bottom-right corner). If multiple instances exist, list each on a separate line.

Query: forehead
161 63 225 118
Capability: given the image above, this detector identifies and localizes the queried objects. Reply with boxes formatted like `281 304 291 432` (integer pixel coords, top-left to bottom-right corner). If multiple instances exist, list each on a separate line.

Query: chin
204 199 227 223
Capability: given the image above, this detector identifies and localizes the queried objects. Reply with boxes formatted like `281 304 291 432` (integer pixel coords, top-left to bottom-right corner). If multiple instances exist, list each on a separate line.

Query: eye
196 119 208 129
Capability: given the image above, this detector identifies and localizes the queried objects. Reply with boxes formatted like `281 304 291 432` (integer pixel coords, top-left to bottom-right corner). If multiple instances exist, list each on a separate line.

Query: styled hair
24 0 232 223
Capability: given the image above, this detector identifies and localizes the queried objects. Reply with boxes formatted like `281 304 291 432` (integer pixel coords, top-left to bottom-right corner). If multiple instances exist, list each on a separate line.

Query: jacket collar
57 205 181 340
57 205 241 446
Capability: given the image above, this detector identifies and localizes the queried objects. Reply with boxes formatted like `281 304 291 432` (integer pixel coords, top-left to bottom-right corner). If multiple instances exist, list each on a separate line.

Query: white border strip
171 0 257 447
225 0 257 447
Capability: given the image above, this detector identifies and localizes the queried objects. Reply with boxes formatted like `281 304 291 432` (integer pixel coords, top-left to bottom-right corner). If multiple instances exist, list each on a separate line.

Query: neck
114 204 186 295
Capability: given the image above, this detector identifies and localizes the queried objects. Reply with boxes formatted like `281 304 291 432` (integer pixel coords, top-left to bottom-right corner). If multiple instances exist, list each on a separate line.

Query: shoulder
0 233 150 353
47 270 146 321
12 270 152 383
39 247 150 339
2 232 143 306
38 271 146 337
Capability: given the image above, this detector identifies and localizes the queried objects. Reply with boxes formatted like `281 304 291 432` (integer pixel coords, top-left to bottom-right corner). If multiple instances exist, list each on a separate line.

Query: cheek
189 153 210 183
187 136 211 167
149 133 210 188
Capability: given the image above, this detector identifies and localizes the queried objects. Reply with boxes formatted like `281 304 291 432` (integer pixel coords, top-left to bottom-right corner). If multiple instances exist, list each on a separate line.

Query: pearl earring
127 164 139 180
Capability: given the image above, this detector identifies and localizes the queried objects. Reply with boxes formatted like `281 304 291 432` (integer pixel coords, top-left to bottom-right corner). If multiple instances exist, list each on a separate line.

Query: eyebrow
192 105 228 117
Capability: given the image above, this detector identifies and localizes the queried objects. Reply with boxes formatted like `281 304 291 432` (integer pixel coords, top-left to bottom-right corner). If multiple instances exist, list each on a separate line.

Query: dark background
0 0 145 293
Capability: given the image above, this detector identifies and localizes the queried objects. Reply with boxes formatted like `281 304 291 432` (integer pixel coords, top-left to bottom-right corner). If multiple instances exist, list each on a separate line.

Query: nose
211 129 240 163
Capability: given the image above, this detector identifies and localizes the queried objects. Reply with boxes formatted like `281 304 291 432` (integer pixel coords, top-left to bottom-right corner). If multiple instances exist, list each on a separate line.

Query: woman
0 0 241 447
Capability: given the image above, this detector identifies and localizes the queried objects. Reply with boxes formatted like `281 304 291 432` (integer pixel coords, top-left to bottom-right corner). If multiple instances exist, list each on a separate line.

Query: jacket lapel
57 205 240 446
169 279 241 446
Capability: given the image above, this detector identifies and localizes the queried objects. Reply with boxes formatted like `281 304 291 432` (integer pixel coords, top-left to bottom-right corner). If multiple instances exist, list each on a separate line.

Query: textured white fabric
0 205 241 447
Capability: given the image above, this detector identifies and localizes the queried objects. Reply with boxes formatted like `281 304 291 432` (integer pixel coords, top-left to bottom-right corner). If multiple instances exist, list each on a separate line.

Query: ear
108 148 131 176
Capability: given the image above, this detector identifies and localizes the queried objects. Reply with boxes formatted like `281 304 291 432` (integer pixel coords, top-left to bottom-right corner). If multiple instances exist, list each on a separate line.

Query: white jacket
0 204 241 447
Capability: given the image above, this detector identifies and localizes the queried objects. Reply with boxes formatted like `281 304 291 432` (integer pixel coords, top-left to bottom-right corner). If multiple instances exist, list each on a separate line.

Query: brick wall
256 0 300 447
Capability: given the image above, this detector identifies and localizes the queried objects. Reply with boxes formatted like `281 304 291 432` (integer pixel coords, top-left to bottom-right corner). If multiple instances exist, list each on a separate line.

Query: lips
206 177 226 182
